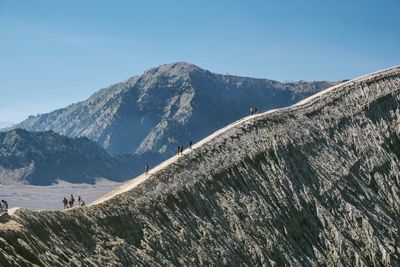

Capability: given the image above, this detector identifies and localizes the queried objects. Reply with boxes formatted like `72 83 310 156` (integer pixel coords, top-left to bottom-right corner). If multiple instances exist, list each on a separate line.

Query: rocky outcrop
0 129 133 185
0 66 399 266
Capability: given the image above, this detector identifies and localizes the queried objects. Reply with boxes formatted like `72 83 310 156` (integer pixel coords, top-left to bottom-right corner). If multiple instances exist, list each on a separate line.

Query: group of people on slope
0 200 8 213
250 107 259 115
178 140 193 155
63 194 85 209
144 140 194 175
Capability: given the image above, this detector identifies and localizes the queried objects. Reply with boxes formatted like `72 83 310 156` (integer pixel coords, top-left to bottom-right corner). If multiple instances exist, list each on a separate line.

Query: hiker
1 200 8 213
144 163 149 175
180 146 184 155
189 140 193 149
78 196 85 207
177 146 181 155
63 197 68 209
69 194 75 208
250 107 253 115
254 107 258 114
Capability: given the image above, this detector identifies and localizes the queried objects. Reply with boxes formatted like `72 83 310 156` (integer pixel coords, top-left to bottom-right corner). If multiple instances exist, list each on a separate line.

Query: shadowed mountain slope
0 66 399 266
14 63 335 159
0 129 133 185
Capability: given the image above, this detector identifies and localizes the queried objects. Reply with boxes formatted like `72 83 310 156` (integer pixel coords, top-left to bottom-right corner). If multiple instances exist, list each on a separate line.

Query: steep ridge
1 66 400 266
0 129 133 185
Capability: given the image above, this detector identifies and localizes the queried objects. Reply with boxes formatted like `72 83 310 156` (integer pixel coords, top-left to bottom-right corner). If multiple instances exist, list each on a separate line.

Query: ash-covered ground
0 181 121 210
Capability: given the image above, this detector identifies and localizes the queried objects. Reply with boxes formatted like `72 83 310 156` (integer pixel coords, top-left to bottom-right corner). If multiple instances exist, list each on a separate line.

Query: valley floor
0 181 121 210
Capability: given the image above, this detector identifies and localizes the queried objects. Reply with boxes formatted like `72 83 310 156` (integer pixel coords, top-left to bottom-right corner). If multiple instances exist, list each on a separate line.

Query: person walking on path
80 198 86 207
69 194 75 208
63 197 68 209
144 163 149 175
189 140 193 149
1 200 8 213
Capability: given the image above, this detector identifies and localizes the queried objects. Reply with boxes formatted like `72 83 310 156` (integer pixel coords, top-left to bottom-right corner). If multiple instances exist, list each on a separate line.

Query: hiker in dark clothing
254 107 258 114
177 146 181 155
63 197 68 209
69 194 75 208
189 140 193 149
180 146 184 155
144 163 149 175
1 200 8 212
78 196 82 206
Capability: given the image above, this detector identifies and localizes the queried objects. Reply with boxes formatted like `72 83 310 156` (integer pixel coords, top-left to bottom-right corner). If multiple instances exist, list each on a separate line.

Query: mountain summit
15 63 335 158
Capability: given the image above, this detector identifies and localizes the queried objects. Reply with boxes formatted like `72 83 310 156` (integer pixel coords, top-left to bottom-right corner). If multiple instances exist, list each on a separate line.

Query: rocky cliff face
1 66 399 266
15 62 334 159
0 129 133 185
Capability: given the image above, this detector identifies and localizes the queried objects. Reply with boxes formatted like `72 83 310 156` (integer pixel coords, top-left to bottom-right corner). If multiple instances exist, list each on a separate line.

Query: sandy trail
91 111 269 205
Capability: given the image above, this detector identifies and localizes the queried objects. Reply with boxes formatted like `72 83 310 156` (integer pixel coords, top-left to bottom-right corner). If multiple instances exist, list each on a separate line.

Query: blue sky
0 0 399 123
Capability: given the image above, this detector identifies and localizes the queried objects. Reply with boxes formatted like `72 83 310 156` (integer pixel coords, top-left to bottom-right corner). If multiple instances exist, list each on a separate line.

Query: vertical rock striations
0 66 399 266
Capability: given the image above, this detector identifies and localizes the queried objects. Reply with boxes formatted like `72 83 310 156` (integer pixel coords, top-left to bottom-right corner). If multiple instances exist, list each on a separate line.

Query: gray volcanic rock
0 129 133 185
1 66 399 266
15 63 335 160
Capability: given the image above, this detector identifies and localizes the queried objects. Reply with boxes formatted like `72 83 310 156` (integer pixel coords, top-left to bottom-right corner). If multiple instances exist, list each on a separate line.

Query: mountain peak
144 62 204 76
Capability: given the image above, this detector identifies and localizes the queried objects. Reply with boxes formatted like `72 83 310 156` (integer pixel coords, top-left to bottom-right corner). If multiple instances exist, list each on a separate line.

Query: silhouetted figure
189 140 193 149
144 163 149 175
254 107 258 114
63 197 68 209
78 195 82 206
69 194 75 208
1 200 8 213
180 146 184 155
177 146 181 155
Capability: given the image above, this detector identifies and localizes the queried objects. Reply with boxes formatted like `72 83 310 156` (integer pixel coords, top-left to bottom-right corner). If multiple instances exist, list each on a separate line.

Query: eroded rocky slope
0 66 399 266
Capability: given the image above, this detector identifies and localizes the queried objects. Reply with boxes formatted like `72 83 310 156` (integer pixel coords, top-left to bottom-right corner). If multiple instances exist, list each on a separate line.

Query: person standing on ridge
1 200 8 213
69 194 75 208
250 107 253 115
63 197 68 209
189 140 193 149
144 163 149 175
78 195 81 206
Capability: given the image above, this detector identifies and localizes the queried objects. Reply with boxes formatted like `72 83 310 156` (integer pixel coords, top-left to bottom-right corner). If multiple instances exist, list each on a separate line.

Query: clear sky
0 0 399 123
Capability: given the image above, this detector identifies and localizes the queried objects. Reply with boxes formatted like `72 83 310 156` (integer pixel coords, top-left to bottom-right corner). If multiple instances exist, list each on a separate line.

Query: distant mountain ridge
12 62 337 177
15 63 335 155
0 129 133 185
